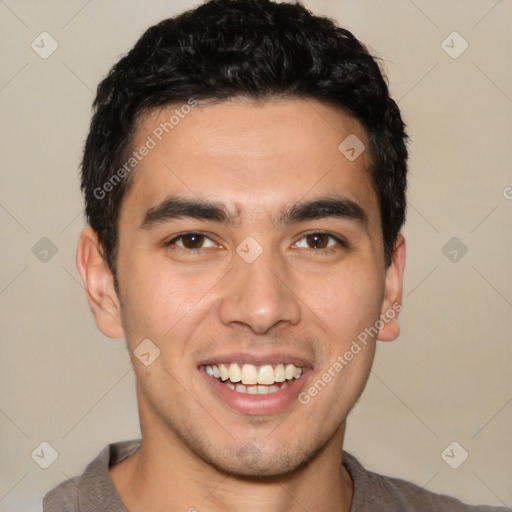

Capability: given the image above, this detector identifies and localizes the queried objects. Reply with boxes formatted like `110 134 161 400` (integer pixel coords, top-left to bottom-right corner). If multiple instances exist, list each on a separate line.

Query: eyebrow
276 196 368 228
139 195 368 230
139 196 234 230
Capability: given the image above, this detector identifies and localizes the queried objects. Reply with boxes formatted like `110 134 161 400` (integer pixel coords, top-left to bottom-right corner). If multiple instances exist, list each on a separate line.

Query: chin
198 438 321 480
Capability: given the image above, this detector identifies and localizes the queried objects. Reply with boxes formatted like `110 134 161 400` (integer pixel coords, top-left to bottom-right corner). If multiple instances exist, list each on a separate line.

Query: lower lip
200 367 310 415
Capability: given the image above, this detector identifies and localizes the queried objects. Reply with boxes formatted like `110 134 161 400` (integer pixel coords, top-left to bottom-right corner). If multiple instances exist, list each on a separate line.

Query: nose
218 245 301 334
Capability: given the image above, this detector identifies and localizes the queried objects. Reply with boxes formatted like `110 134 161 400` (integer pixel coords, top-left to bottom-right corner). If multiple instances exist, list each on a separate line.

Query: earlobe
377 233 405 342
76 226 125 339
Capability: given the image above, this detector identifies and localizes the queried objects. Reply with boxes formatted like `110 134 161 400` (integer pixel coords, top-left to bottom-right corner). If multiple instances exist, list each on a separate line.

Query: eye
293 232 345 250
167 232 217 250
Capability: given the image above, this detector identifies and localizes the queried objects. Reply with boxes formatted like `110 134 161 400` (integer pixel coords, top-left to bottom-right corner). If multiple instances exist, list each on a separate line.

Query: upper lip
197 352 314 368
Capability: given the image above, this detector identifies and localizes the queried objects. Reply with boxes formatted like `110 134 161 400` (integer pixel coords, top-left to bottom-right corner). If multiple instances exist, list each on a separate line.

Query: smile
204 363 304 394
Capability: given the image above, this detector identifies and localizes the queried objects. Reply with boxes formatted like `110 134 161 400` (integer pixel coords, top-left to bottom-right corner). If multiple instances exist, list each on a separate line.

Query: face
80 98 404 478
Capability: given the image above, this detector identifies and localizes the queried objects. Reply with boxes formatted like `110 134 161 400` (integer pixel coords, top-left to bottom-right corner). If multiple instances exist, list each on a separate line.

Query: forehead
121 98 380 230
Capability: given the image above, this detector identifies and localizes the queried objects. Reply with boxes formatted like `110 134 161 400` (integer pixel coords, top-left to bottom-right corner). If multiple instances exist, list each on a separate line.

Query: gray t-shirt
43 439 509 511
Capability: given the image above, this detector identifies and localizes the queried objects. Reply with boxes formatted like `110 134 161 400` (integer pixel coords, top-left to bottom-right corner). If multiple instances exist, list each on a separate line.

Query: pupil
308 234 327 248
183 234 203 249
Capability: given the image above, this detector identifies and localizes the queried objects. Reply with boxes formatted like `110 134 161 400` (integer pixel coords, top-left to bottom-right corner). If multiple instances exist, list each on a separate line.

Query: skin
77 98 405 512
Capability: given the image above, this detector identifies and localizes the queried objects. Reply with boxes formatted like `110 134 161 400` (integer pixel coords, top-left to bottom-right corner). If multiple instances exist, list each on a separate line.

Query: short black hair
81 0 407 287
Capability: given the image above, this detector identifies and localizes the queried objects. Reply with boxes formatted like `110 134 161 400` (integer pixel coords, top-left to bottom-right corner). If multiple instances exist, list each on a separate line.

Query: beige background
1 0 511 510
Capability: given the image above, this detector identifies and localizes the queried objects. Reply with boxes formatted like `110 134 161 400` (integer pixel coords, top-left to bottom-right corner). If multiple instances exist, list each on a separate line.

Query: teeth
274 364 285 382
205 363 304 389
219 363 229 381
223 381 291 394
228 363 241 382
257 365 275 385
241 364 258 385
257 385 269 394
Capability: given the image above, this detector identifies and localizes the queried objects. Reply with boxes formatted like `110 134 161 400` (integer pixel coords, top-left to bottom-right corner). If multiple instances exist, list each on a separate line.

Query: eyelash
166 231 216 251
295 231 348 252
165 231 347 253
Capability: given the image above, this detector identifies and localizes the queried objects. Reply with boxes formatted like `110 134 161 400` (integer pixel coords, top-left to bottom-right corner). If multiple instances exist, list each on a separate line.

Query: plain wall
0 1 511 510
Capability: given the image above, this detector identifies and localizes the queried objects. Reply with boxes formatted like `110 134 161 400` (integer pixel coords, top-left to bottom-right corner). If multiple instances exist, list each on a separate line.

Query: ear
76 226 125 339
377 233 405 342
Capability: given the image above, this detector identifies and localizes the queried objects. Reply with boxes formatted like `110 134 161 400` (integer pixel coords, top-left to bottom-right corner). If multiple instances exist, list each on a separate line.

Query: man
43 0 508 510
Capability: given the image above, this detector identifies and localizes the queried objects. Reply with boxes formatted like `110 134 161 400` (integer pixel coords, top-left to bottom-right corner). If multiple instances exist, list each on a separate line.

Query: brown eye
181 233 205 249
168 233 216 250
306 233 330 249
293 232 345 251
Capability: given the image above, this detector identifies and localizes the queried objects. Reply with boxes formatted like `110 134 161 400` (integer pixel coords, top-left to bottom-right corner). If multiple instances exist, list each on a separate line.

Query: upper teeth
205 363 303 385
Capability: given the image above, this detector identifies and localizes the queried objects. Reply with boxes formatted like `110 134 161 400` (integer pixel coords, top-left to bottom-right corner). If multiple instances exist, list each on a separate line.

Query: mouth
204 362 303 395
199 357 310 415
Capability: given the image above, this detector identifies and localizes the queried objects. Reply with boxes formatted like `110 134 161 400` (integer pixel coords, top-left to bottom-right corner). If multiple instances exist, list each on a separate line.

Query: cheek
298 262 384 341
118 251 223 342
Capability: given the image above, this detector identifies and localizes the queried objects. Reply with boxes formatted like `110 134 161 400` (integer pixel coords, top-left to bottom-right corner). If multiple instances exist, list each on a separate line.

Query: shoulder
342 451 508 512
42 439 141 512
43 477 80 511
